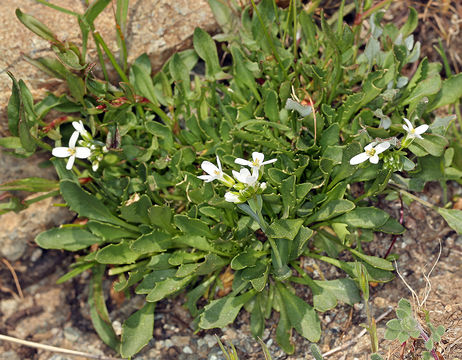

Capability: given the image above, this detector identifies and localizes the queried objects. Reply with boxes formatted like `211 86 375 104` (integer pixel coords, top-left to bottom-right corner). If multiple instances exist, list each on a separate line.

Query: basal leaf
36 227 102 251
199 291 254 329
277 283 321 342
120 302 155 358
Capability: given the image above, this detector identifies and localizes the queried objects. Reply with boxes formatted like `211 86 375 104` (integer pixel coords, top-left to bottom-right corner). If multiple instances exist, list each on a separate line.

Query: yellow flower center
68 148 76 156
366 148 376 157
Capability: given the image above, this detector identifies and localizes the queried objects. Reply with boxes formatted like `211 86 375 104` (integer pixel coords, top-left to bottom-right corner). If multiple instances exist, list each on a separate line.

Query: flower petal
75 146 92 158
364 142 376 152
402 124 410 132
235 158 252 167
66 155 76 170
197 174 213 182
201 161 219 175
225 192 241 203
252 152 265 165
69 131 80 148
262 158 277 165
350 152 369 165
52 147 71 158
72 120 84 132
375 141 391 154
414 124 429 135
369 155 379 164
232 168 251 183
216 155 222 172
403 118 413 130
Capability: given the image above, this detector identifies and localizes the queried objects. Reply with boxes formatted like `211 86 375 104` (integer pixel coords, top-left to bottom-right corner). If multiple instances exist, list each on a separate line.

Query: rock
0 193 73 261
0 0 217 135
0 151 57 184
183 345 193 354
0 298 19 319
0 351 21 360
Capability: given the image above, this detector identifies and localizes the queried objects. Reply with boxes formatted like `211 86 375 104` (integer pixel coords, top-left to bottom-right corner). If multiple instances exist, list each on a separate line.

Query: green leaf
60 180 134 230
0 177 58 192
349 248 394 271
130 231 173 253
411 134 448 157
89 264 120 350
36 227 102 251
120 194 152 224
87 221 138 241
401 8 418 37
277 283 321 342
18 116 36 152
208 0 234 32
310 344 324 360
169 53 190 95
314 278 361 306
274 287 295 354
267 219 304 241
193 27 222 80
334 207 389 228
145 121 173 150
437 208 462 234
428 73 462 111
65 72 86 105
146 275 193 302
120 302 155 358
15 8 58 43
148 205 176 233
96 241 139 264
56 262 94 284
230 45 261 100
174 215 214 239
83 0 112 25
199 291 254 329
132 63 157 105
7 72 20 136
305 199 355 224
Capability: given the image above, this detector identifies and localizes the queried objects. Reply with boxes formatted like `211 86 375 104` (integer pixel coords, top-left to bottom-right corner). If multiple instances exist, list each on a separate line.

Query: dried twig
0 334 123 360
1 258 24 299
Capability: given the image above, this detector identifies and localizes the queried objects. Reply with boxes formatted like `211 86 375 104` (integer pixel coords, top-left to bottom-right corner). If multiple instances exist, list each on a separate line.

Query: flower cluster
350 117 429 166
198 152 276 203
52 121 107 171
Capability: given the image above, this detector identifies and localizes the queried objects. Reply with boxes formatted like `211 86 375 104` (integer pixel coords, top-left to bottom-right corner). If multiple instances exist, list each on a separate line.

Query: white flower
235 152 277 171
402 118 428 140
52 131 92 170
224 192 241 203
198 156 224 182
350 141 391 165
260 182 267 191
72 120 90 139
232 167 259 186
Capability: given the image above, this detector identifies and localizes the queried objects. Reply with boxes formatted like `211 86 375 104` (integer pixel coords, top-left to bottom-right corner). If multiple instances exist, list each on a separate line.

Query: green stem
436 38 452 78
34 0 79 16
92 31 129 83
268 237 284 271
23 190 60 206
389 184 437 210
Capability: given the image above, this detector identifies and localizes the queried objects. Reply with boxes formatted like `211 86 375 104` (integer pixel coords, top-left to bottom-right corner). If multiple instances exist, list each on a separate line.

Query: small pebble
30 248 42 262
183 345 193 354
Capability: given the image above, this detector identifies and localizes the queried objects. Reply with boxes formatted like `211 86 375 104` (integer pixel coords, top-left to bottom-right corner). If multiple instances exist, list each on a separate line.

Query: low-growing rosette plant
1 0 462 357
